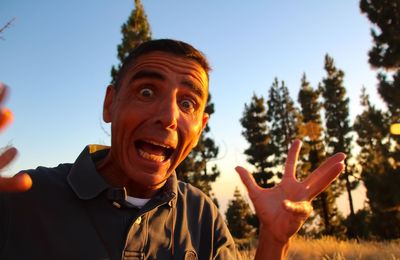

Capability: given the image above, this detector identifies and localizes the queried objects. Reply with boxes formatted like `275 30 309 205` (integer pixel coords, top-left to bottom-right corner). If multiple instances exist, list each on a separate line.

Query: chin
129 170 170 188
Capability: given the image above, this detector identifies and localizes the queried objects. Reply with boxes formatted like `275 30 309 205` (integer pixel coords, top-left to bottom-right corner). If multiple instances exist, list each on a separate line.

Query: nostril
157 113 178 130
153 100 179 129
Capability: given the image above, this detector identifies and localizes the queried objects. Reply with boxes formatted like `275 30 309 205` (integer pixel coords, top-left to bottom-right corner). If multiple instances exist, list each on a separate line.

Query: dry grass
238 236 400 260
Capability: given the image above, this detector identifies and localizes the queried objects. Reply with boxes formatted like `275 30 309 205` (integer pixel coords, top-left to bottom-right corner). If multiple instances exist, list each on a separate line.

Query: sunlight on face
102 52 209 196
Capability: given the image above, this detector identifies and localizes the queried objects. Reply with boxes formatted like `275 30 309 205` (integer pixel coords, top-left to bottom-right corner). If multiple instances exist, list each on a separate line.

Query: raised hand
0 82 32 192
235 140 345 258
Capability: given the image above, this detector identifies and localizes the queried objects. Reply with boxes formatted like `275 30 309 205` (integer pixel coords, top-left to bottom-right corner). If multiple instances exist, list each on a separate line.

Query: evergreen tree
240 93 275 188
298 74 344 236
320 55 352 157
225 187 255 239
175 95 221 206
266 78 300 174
353 88 400 239
320 54 358 238
298 74 325 176
360 0 400 121
359 0 400 69
360 0 400 169
359 0 400 239
111 0 152 83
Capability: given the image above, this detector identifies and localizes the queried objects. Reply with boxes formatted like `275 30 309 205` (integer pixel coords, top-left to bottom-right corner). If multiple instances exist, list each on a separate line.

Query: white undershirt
126 196 150 208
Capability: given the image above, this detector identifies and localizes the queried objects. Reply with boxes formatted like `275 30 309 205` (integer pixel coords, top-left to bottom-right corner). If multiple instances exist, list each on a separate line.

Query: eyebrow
130 70 166 83
129 69 206 100
181 79 206 100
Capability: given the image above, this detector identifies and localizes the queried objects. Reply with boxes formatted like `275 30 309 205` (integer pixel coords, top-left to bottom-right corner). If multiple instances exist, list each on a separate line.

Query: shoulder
176 181 206 198
2 163 74 202
176 181 217 212
25 163 73 189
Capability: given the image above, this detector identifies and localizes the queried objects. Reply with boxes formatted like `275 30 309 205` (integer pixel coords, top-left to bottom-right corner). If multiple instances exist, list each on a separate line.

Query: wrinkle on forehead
126 52 209 92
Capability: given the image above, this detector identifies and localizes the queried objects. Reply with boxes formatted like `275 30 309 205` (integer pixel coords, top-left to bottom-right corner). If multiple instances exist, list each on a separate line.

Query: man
0 39 345 259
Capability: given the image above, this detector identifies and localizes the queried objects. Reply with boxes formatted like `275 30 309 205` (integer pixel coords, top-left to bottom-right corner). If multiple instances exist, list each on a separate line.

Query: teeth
138 149 166 162
147 140 172 149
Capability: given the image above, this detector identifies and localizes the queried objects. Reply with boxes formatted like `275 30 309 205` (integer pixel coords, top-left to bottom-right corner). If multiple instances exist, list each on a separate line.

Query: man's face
103 52 209 192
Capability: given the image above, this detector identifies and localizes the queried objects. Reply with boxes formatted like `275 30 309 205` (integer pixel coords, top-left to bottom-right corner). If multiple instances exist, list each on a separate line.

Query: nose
154 95 179 130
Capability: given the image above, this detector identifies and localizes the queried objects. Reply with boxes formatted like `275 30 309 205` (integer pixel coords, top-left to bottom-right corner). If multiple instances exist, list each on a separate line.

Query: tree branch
0 18 16 40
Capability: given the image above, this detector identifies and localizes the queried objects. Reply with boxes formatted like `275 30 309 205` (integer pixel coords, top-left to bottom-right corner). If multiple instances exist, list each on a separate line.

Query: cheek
113 100 149 125
181 118 203 146
110 111 141 142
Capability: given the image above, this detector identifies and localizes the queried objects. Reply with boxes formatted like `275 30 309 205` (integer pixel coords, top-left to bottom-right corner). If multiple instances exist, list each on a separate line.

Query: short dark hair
113 39 211 91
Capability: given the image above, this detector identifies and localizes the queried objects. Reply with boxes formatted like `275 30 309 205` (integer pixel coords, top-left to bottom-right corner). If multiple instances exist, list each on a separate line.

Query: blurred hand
236 139 345 244
0 82 32 192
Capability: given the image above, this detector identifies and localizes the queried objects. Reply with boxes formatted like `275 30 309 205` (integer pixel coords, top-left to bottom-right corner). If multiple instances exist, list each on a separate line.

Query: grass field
238 236 400 259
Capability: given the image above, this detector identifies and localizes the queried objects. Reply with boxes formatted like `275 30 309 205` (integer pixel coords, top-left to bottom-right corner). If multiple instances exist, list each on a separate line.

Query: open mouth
135 140 174 163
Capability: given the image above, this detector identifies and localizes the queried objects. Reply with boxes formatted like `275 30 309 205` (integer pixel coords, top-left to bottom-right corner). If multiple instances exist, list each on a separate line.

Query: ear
201 112 209 132
193 112 209 147
103 85 115 123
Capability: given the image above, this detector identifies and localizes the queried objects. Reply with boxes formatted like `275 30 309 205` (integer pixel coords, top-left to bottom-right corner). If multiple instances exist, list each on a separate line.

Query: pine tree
360 0 400 122
353 88 400 239
320 54 358 238
360 0 400 164
266 78 300 174
111 0 152 83
240 93 275 188
298 74 325 176
320 55 352 157
225 187 255 239
359 0 400 239
175 95 221 206
298 74 344 236
359 0 400 69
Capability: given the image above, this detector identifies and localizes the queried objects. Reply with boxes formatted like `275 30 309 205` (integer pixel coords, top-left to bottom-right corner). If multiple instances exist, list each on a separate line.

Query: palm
236 140 345 243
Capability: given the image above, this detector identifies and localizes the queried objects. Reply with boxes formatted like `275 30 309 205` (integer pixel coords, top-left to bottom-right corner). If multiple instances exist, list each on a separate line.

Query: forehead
122 51 209 90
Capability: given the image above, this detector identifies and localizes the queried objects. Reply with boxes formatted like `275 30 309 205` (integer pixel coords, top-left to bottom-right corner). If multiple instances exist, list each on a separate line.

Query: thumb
235 166 259 196
283 200 313 217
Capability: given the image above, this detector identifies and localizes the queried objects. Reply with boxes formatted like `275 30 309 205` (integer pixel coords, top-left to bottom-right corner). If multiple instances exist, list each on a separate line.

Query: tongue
139 142 166 156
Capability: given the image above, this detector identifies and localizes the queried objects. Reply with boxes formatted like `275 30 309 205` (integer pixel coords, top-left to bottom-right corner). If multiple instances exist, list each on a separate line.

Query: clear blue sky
0 0 382 213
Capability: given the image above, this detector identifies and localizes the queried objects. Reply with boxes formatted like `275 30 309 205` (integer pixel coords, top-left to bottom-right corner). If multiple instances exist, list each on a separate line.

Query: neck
95 153 161 198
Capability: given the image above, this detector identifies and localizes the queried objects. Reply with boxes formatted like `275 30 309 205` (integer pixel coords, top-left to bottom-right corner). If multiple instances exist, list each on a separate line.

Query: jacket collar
67 145 178 207
67 145 110 200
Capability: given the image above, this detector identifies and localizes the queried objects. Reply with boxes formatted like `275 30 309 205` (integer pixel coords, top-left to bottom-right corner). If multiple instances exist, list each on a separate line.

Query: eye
180 99 196 112
139 88 154 98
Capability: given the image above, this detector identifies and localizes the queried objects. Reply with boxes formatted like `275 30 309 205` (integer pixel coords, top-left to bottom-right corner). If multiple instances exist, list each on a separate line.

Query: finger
0 83 13 132
305 152 346 183
0 146 17 169
282 139 302 181
0 108 14 132
304 162 345 200
283 200 313 217
0 173 32 192
235 166 260 196
302 153 345 192
0 82 8 104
